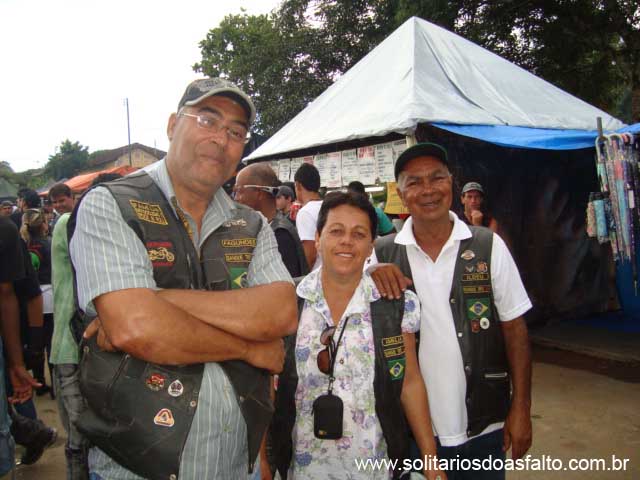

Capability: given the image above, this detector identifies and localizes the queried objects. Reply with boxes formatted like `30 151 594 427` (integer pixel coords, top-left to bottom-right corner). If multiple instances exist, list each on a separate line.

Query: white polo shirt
395 212 532 447
296 200 323 270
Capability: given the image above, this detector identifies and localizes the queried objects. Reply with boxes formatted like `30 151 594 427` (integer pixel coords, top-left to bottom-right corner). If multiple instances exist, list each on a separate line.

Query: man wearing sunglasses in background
70 78 297 480
234 163 309 279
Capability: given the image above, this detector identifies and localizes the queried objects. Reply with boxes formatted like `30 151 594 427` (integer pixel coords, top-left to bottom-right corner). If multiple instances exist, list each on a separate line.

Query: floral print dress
289 269 420 479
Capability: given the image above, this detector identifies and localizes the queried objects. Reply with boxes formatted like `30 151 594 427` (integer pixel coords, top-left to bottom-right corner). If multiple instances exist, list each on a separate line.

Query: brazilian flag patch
229 267 248 289
466 298 489 319
387 358 405 381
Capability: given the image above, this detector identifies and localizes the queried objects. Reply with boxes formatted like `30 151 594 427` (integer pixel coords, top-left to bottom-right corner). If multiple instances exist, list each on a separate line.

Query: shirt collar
395 211 472 247
296 269 381 319
144 157 236 223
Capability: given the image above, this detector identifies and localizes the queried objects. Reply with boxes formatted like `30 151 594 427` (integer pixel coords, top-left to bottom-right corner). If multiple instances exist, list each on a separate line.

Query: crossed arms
73 187 297 373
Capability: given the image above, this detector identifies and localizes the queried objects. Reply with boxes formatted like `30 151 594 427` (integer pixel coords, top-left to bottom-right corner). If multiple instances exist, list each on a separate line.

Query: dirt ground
13 348 640 479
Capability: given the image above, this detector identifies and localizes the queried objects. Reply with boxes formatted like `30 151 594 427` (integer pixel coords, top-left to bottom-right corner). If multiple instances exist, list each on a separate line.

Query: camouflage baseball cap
178 78 256 125
462 182 484 194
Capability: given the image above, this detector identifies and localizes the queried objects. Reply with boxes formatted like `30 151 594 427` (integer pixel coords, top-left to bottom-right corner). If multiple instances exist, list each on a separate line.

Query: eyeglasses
179 111 251 144
232 185 279 196
317 325 337 375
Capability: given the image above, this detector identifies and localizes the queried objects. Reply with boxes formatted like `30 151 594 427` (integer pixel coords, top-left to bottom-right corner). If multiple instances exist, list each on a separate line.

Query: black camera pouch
313 392 343 440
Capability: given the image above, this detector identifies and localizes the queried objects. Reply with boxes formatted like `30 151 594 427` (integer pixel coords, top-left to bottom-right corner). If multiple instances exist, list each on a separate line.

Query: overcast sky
0 0 280 172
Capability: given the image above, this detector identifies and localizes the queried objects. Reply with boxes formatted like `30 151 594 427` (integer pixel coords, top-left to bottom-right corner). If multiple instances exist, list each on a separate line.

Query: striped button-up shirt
70 158 292 479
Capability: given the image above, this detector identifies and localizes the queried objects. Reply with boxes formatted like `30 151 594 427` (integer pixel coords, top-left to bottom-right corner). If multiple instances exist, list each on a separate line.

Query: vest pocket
468 369 511 430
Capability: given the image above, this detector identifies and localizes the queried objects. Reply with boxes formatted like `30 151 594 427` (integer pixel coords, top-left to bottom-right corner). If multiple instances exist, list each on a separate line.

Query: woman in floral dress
273 192 445 480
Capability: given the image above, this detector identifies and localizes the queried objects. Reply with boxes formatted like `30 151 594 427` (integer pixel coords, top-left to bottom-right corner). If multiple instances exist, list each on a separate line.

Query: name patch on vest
382 335 405 361
462 273 489 282
225 253 253 263
221 238 256 248
129 200 168 225
223 219 248 228
146 241 175 267
463 285 491 294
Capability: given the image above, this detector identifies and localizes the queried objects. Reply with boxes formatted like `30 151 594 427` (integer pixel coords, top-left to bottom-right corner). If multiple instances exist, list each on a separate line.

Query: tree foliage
44 139 90 181
194 0 639 136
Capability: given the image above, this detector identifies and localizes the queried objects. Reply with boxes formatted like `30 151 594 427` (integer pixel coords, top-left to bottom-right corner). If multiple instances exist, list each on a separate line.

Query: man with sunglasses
69 78 297 480
234 163 309 278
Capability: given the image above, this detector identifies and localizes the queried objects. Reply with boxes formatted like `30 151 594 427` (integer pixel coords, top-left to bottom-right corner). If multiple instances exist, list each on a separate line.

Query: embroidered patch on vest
229 267 248 289
476 261 488 273
383 345 405 358
462 273 490 282
168 380 184 398
466 298 489 319
146 241 175 267
129 200 168 225
223 219 248 228
146 373 165 392
221 238 257 248
153 408 175 427
463 285 491 294
461 249 475 260
224 253 253 263
381 335 403 347
471 319 481 333
382 335 405 359
387 358 405 381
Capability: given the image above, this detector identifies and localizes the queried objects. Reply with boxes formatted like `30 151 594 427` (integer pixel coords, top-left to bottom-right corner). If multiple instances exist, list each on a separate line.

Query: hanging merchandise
592 132 640 292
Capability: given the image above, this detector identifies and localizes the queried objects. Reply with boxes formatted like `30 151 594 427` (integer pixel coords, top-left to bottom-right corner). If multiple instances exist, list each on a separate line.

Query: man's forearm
157 281 297 341
502 317 532 407
302 241 316 270
26 295 44 327
96 289 255 365
0 286 26 368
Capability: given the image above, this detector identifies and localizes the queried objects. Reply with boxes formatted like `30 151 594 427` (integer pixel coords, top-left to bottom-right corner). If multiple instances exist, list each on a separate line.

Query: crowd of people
0 78 532 480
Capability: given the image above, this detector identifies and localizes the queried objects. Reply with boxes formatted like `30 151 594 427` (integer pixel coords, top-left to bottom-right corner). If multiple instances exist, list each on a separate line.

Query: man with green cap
372 142 532 479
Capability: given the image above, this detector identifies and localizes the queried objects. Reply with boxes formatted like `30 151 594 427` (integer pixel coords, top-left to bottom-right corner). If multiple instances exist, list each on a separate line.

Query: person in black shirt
234 163 309 278
20 209 54 395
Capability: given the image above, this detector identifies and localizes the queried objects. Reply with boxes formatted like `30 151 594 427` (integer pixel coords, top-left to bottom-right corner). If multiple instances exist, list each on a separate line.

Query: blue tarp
432 123 640 151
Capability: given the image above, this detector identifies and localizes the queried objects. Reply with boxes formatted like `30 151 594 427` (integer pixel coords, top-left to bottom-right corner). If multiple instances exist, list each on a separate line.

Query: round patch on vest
146 373 165 392
461 249 475 261
168 380 184 398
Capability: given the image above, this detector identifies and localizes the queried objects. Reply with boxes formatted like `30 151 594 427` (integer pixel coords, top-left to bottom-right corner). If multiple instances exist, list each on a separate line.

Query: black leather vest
272 295 410 479
72 171 272 479
375 226 510 438
269 211 309 277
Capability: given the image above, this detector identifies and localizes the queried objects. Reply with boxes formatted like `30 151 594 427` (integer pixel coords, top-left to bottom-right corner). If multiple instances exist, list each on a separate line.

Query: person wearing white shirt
294 163 323 270
372 143 532 480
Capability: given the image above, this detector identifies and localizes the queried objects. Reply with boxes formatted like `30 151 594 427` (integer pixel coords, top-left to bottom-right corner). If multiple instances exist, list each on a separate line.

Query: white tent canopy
247 16 623 161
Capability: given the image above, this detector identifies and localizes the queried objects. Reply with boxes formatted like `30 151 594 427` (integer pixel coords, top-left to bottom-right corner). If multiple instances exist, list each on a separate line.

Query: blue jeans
54 364 89 480
0 341 15 477
436 429 505 480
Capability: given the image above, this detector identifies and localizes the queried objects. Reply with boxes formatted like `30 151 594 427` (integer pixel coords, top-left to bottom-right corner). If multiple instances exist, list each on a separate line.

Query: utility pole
125 98 132 166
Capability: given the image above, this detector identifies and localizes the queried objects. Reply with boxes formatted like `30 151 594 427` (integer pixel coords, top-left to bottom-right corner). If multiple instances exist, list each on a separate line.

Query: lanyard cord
327 316 349 393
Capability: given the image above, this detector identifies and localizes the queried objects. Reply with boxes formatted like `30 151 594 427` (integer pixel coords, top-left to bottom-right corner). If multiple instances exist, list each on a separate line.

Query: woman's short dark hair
317 191 378 239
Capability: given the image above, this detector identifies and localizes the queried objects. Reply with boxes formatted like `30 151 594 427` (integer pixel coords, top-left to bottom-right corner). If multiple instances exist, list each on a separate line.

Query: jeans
0 341 15 478
436 429 505 480
54 364 89 480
